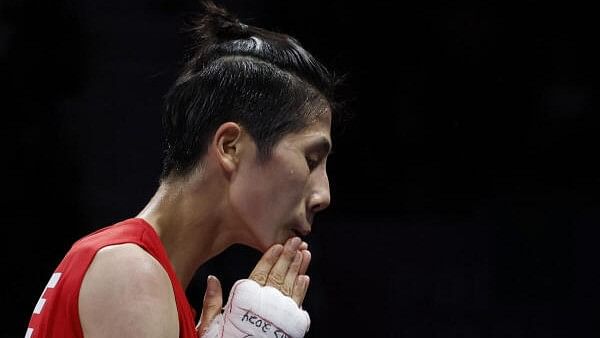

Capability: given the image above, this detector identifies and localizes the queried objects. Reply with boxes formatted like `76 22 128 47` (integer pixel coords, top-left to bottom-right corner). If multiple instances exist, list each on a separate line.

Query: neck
136 172 240 289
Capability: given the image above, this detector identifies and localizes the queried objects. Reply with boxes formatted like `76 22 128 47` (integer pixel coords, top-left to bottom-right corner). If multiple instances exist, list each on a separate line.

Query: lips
292 221 312 237
293 227 310 237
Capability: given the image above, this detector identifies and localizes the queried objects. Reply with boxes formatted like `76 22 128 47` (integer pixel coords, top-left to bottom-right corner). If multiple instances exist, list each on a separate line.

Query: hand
249 237 312 306
196 275 223 336
198 238 312 338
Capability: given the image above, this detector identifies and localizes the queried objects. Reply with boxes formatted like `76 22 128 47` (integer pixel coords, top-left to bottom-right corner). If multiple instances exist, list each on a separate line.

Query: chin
281 229 297 243
244 229 293 253
248 236 279 253
244 239 269 253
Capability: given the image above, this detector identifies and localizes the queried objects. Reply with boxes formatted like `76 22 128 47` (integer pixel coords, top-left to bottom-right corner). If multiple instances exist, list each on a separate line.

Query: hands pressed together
249 237 311 305
197 237 311 337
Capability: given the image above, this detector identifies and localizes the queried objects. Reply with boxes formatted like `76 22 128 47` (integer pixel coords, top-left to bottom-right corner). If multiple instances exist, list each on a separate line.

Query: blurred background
1 0 596 336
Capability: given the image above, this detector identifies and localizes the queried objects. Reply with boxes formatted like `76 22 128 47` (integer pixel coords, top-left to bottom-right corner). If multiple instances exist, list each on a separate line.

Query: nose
308 169 331 213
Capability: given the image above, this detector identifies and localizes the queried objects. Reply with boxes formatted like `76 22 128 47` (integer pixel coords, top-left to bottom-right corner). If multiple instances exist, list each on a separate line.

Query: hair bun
193 1 249 44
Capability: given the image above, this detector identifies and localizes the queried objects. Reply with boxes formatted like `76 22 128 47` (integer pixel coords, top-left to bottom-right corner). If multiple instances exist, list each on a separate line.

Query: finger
299 241 308 251
266 237 302 289
196 275 223 335
298 250 311 276
281 251 302 296
291 275 310 306
249 244 283 285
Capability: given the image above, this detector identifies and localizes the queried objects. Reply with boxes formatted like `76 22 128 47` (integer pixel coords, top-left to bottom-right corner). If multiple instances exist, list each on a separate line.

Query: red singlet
25 218 198 338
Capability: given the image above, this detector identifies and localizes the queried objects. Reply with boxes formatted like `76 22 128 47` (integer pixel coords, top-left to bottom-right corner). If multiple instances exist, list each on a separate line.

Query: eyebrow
310 136 333 156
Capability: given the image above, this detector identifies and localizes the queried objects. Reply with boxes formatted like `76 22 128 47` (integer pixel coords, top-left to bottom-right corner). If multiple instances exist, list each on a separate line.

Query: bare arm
79 243 179 338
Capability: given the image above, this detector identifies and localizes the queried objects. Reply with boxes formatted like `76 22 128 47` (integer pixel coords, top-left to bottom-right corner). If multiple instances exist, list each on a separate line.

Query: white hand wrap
201 279 310 338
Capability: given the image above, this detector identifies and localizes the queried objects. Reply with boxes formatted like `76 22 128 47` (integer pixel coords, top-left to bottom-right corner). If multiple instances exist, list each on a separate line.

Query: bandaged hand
198 237 311 338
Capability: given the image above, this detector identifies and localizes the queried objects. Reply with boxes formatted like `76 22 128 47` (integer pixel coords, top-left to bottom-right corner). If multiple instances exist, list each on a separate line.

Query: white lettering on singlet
33 272 62 314
26 272 62 338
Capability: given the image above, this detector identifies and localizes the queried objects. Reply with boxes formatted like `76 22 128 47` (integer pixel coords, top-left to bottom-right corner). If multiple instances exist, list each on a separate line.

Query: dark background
1 0 596 337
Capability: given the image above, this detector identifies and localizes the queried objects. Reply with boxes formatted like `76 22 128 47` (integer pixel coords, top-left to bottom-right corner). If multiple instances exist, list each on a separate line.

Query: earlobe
213 122 243 174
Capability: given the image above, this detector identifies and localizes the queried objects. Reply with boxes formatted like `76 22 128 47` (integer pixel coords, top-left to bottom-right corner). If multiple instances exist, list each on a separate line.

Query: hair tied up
193 0 250 44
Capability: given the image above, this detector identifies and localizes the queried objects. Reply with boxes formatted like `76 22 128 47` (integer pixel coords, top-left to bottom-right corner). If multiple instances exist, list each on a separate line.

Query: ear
212 122 243 174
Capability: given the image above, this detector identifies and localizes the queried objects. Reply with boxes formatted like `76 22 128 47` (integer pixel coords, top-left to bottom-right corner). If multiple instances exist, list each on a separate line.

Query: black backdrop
1 0 596 337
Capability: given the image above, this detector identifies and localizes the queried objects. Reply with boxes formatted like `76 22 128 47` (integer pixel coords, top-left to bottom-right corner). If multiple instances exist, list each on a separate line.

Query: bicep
79 244 179 338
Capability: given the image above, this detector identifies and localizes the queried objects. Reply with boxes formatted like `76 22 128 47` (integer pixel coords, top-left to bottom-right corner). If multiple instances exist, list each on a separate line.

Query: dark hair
161 1 340 179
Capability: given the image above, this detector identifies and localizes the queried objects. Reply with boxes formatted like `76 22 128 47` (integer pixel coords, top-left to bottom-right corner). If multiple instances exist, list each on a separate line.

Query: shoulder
79 243 180 338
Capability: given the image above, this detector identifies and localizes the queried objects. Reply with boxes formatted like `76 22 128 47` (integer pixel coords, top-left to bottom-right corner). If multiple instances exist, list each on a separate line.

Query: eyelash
306 156 319 170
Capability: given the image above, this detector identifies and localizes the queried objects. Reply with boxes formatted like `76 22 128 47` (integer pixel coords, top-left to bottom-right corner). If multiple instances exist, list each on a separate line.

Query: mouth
291 223 311 237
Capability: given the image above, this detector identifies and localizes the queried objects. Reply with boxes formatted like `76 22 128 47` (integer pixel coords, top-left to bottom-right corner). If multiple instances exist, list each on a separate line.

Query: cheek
230 163 307 236
259 168 307 223
229 169 271 228
272 164 309 207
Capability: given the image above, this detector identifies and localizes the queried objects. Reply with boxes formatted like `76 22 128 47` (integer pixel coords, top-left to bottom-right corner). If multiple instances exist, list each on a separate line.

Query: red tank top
25 218 198 338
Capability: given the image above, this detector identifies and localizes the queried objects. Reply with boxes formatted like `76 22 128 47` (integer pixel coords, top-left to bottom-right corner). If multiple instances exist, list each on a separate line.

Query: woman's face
230 110 332 251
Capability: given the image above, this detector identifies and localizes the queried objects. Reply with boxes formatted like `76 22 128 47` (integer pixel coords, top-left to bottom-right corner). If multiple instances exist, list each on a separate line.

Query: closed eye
306 155 319 171
305 136 332 171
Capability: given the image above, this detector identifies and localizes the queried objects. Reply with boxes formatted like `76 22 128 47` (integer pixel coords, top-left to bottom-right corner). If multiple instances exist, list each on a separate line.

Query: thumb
196 275 223 335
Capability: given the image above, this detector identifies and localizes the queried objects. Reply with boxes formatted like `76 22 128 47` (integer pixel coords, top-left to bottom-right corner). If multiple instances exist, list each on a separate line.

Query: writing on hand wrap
240 310 290 338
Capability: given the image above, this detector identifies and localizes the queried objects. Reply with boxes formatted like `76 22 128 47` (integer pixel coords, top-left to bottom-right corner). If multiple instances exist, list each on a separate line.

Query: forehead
281 108 332 148
305 106 332 131
301 102 331 133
